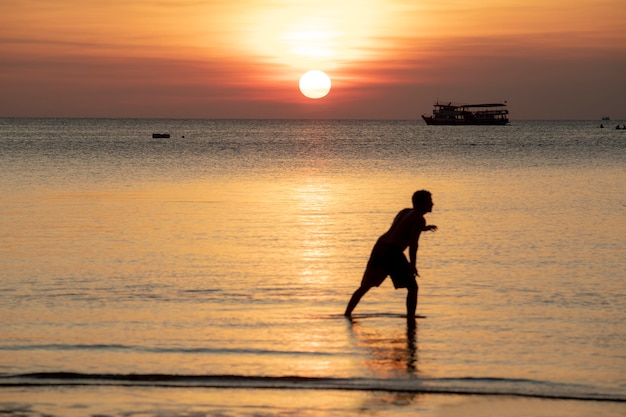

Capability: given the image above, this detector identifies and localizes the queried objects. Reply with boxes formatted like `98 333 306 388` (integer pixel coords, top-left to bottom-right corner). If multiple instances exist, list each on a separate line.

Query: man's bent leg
344 286 369 317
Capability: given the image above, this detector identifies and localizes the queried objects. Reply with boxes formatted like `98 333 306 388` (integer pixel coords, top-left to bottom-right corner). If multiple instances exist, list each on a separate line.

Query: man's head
412 190 433 213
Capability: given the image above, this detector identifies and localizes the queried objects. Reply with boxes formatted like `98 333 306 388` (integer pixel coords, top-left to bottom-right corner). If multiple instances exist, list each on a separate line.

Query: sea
1 118 625 416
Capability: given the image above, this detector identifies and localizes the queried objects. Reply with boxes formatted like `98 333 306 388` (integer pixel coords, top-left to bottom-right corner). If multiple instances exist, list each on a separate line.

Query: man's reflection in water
346 318 423 409
406 320 418 374
347 318 419 377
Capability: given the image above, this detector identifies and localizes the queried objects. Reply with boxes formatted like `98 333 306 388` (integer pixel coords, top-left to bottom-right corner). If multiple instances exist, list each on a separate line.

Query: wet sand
2 386 625 417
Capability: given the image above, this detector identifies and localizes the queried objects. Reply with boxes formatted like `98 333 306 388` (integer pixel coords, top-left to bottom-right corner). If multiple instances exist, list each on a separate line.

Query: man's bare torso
378 208 425 250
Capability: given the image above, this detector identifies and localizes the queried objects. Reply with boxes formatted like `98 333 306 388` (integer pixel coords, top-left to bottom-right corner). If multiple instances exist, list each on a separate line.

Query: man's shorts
360 241 416 289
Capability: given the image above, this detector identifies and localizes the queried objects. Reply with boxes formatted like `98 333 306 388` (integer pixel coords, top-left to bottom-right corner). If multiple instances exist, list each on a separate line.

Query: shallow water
1 119 625 414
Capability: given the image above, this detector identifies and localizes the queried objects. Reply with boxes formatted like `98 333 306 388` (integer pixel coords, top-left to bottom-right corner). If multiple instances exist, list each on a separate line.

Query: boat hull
422 115 509 126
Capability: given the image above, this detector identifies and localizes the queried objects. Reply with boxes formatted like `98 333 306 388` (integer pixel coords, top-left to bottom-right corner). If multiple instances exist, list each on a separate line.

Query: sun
299 70 331 99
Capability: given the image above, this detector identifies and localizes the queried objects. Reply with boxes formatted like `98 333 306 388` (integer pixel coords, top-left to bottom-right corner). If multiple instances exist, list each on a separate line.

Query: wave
1 372 623 403
0 344 343 357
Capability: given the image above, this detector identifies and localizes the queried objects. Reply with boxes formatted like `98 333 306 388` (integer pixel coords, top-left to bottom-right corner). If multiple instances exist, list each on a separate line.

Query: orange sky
1 0 625 119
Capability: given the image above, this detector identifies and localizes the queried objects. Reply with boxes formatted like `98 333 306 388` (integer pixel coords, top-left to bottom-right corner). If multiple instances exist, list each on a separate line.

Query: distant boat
422 101 509 125
152 133 170 138
602 116 611 121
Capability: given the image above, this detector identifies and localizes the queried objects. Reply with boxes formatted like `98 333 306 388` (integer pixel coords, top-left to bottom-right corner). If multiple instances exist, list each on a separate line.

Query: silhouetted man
344 190 437 320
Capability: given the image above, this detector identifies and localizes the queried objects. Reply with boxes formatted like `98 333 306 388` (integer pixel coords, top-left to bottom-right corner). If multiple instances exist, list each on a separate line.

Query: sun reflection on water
291 179 340 285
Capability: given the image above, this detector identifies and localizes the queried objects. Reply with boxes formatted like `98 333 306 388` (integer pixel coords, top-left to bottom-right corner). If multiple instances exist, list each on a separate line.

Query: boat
422 101 509 125
152 133 170 138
